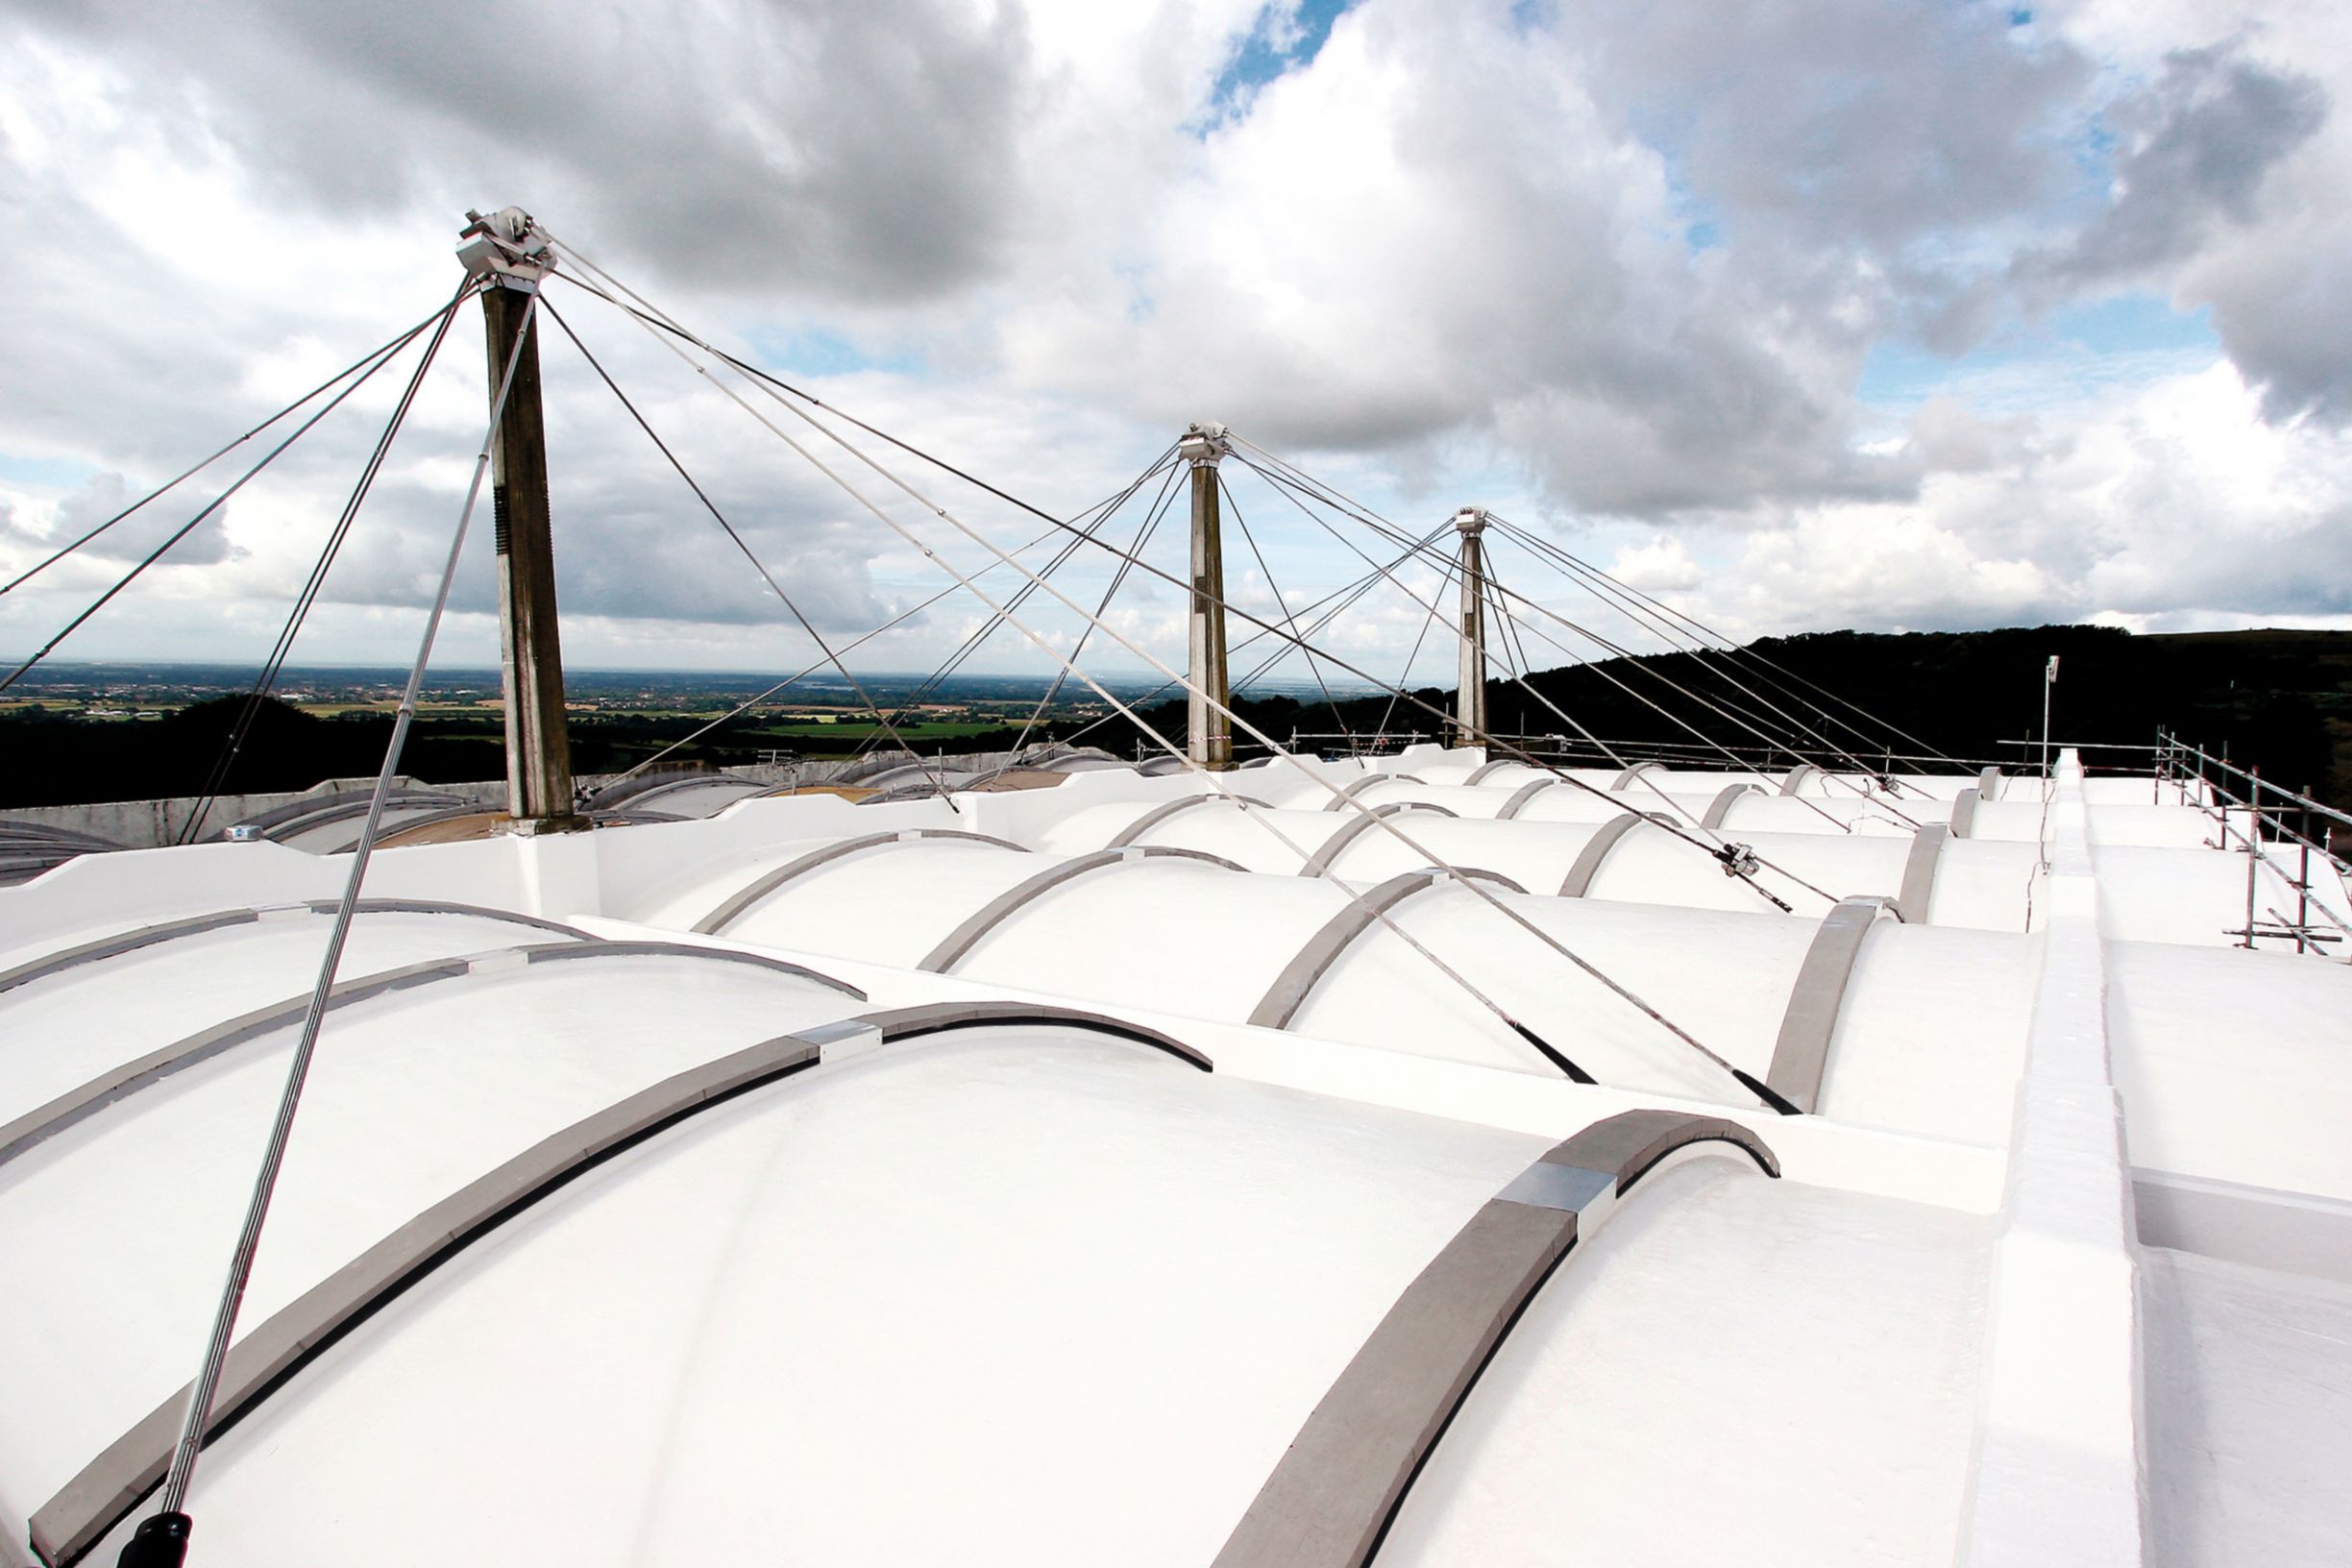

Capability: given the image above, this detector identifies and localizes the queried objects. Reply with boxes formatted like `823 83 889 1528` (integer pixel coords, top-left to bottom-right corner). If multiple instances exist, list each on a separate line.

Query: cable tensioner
1715 842 1760 879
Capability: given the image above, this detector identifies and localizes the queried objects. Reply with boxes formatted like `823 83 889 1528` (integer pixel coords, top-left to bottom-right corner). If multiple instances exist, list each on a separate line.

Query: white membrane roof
0 747 2346 1568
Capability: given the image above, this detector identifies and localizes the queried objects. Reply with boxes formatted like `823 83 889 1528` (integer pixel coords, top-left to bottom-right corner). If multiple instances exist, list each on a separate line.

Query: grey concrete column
1184 423 1234 771
459 208 587 834
1453 507 1489 748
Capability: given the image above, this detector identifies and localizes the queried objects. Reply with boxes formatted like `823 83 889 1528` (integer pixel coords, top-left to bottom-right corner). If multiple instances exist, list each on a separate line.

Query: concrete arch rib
1247 867 1528 1031
31 1006 1216 1567
1210 1109 1779 1568
1778 764 1823 796
1104 793 1271 849
1299 801 1461 879
1978 766 2003 801
1461 758 1520 785
919 846 1248 974
1495 778 1562 821
0 942 862 1173
1609 760 1664 792
1557 811 1660 898
692 828 1027 935
1762 896 1893 1115
1897 825 1948 925
1701 783 1758 829
0 899 593 1001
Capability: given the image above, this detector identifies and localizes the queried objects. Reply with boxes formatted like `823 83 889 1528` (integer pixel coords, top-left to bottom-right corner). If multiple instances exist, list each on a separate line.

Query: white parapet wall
1957 749 2147 1567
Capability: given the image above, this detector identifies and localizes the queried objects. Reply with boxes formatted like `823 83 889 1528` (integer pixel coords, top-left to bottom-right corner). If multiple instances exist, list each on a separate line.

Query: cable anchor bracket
456 207 556 292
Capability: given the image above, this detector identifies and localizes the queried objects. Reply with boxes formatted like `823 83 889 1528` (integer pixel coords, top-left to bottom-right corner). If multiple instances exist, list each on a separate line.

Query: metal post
2040 654 2058 781
457 208 587 833
2299 787 2314 955
1453 507 1489 749
1181 423 1233 771
2243 766 2262 950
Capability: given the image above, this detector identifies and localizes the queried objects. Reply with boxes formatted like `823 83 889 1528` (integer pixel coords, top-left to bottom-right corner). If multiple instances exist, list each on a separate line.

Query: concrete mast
1183 423 1234 771
456 208 586 834
1454 506 1490 749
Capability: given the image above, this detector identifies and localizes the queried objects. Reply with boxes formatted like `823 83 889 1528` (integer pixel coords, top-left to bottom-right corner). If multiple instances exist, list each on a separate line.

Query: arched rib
1299 801 1460 879
1322 773 1422 810
692 828 1027 935
1609 761 1664 792
1210 1109 1778 1568
1701 782 1757 829
1247 867 1529 1031
919 846 1247 974
221 787 465 840
0 942 861 1172
1977 766 2003 802
1897 824 1948 925
850 1000 1212 1071
1494 778 1561 821
1778 763 1823 796
1104 792 1272 849
31 1004 1218 1568
1461 758 1521 785
1762 896 1892 1114
1949 786 1981 839
1557 811 1652 898
0 899 591 1001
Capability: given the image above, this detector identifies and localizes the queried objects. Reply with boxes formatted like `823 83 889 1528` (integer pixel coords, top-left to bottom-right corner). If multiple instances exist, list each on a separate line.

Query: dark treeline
0 698 1041 810
1105 625 2352 811
6 625 2348 813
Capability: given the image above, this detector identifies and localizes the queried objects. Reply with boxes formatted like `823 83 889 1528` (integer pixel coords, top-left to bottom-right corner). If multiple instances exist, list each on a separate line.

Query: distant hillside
1120 624 2352 811
6 625 2346 816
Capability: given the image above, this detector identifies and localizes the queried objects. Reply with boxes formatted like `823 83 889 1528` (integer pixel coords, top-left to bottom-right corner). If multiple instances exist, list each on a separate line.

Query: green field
747 721 1010 741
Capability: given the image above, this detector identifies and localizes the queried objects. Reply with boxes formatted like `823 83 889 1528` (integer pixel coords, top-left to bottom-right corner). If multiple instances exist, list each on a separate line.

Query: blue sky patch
1202 1 1359 128
745 328 922 379
0 453 97 489
1858 292 2220 411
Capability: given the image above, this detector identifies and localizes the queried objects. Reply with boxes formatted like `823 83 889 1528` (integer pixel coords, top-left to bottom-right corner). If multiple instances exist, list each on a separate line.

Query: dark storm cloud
2026 42 2326 285
8 0 1037 302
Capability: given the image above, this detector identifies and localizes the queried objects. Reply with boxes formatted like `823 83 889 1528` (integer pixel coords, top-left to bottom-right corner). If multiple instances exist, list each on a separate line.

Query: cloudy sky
1 0 2346 688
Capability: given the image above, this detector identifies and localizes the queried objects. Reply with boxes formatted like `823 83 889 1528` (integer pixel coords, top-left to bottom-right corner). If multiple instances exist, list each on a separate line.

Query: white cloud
0 0 2349 683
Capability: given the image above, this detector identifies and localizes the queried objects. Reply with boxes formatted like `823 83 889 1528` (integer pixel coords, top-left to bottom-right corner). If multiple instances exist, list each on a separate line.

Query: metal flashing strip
1104 793 1272 849
1321 773 1423 809
1949 787 1981 839
1762 896 1890 1115
1246 867 1529 1031
1494 778 1561 821
1557 811 1651 898
1778 763 1822 796
1897 825 1948 925
1210 1109 1778 1568
692 828 1026 935
1977 766 2002 802
919 846 1248 974
1609 760 1664 792
0 900 591 1001
521 941 865 997
29 1001 1221 1566
1299 802 1460 880
0 941 862 1172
